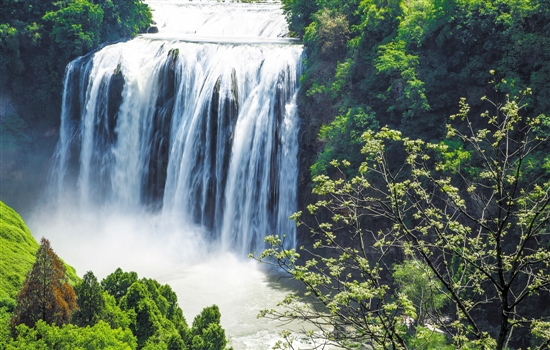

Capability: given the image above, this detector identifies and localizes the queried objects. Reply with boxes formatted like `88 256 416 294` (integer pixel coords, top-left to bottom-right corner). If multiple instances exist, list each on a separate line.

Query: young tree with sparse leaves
257 86 550 349
11 238 77 329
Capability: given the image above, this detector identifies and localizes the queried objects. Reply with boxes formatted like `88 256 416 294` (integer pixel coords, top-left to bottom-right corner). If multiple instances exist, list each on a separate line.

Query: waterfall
50 0 302 254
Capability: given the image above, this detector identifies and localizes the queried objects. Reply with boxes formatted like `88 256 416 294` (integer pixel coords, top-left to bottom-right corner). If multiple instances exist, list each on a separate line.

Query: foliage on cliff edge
285 0 550 179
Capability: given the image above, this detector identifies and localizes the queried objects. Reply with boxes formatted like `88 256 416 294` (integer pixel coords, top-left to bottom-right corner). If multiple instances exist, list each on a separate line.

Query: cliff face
0 93 17 120
0 92 58 214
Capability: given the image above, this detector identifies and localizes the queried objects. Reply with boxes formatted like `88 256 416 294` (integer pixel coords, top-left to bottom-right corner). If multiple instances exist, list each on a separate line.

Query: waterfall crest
50 1 301 254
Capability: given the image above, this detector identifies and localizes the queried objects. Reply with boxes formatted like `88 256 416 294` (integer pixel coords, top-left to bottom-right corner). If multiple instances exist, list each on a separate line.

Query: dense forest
291 0 550 180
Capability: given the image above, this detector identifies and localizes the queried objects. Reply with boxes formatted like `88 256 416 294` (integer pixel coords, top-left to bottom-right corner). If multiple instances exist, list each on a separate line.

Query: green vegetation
0 201 231 349
12 237 77 328
0 201 39 304
258 91 550 348
392 259 446 327
284 0 550 177
271 1 550 345
189 305 228 350
1 317 137 350
0 0 152 118
0 201 77 306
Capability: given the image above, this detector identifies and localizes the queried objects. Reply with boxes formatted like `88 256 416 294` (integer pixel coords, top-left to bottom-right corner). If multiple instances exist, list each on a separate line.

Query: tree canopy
258 89 550 349
286 0 550 179
3 265 232 350
190 305 227 350
0 0 153 209
0 0 152 123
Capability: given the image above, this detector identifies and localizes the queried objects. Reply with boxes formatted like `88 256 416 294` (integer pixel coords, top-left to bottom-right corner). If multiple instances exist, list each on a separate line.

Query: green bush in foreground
7 320 137 350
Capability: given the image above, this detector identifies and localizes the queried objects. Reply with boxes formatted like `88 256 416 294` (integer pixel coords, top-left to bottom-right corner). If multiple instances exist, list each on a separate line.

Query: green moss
0 201 78 303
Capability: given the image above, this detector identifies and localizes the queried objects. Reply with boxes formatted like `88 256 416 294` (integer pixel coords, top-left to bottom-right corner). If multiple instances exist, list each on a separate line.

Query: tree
189 305 227 350
43 0 104 58
101 291 131 330
11 238 77 329
71 271 105 327
119 282 161 348
101 268 139 303
258 88 550 349
308 8 350 61
392 259 446 326
104 0 152 39
114 275 190 349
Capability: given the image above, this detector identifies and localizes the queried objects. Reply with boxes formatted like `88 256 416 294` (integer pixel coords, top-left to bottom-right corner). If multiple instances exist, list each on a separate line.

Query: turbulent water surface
31 1 308 348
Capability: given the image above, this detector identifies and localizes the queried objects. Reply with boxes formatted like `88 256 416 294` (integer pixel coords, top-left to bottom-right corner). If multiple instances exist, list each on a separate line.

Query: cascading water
35 2 312 348
49 0 302 255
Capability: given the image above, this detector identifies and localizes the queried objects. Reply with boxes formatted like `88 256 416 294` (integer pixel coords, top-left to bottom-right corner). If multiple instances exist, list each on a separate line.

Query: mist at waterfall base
26 1 320 348
29 205 312 349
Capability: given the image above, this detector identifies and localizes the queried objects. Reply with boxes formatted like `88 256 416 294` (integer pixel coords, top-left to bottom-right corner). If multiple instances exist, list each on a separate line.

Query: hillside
0 201 78 304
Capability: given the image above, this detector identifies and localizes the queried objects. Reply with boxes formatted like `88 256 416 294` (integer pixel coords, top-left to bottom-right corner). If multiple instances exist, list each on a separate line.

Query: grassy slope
0 201 78 302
